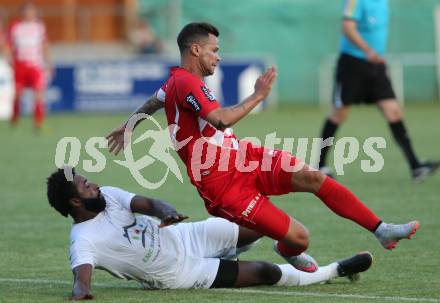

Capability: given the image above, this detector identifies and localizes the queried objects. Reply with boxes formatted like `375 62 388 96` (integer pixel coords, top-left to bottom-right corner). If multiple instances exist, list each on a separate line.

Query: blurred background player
317 0 439 182
3 1 53 130
128 17 163 55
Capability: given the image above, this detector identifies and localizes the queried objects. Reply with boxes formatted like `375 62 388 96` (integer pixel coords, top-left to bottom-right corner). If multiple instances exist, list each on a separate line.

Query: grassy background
0 103 439 302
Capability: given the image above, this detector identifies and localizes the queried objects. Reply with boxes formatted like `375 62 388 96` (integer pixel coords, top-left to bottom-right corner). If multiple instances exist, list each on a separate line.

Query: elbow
213 118 232 130
206 109 234 130
342 25 350 36
342 21 356 36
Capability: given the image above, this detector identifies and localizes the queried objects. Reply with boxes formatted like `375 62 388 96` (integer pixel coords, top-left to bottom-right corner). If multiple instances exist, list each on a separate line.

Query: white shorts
173 217 239 289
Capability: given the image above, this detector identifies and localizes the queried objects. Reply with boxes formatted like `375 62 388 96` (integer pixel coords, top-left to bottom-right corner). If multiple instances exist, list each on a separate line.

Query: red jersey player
107 22 419 272
4 2 52 129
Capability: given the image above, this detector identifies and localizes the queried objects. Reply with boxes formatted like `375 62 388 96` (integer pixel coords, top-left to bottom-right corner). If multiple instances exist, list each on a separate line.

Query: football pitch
1 103 439 303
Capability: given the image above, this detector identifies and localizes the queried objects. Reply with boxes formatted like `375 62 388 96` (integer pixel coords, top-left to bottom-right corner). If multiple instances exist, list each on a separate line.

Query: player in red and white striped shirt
4 2 52 129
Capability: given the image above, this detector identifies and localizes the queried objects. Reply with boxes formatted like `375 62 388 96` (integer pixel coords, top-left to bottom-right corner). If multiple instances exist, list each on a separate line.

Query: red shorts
14 62 46 91
197 143 300 240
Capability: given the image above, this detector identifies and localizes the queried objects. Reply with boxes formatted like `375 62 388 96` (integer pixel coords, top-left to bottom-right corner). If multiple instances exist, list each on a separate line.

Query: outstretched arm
71 264 94 300
205 67 276 129
132 93 165 117
130 195 188 227
106 93 164 155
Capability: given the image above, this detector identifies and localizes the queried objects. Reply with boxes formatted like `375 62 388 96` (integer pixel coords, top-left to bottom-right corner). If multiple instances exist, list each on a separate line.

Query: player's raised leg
289 162 419 250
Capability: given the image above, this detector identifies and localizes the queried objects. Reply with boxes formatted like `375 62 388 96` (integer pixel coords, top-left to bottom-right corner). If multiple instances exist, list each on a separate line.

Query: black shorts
333 53 396 107
210 259 239 288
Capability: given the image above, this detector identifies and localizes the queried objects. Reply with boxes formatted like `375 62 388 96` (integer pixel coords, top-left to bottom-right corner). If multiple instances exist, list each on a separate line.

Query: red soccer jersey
158 67 239 185
7 19 47 67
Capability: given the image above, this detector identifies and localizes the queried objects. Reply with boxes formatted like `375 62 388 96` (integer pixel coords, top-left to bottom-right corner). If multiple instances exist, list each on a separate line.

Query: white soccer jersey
69 186 238 289
8 20 46 67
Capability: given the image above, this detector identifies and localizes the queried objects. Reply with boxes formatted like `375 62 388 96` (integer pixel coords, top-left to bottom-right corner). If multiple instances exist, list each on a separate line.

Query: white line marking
1 277 439 302
213 289 440 302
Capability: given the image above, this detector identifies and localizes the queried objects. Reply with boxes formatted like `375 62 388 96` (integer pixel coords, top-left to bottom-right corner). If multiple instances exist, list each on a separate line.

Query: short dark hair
177 22 219 53
46 168 78 217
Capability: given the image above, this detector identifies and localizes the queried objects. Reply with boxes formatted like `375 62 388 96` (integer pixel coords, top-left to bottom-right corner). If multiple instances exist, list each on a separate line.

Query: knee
256 262 282 285
295 228 310 251
284 223 310 251
297 224 310 247
304 171 326 193
311 171 326 188
386 108 402 122
292 169 326 193
329 108 349 124
291 238 309 253
380 101 402 122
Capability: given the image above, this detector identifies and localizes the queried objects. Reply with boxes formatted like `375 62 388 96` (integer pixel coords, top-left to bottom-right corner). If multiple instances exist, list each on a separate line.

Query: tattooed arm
132 93 164 116
106 93 164 155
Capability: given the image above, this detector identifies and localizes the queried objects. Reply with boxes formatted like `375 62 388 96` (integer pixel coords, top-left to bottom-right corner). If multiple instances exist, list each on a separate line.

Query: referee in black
318 0 438 182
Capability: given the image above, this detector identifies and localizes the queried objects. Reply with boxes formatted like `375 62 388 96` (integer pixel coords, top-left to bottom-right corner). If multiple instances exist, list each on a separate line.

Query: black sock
319 119 339 168
389 120 420 170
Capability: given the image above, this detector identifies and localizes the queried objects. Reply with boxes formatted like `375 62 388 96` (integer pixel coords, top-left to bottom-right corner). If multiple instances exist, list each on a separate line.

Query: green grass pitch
0 103 439 303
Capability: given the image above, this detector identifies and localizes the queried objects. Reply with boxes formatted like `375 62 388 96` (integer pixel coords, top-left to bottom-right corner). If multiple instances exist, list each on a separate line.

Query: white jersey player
47 168 373 300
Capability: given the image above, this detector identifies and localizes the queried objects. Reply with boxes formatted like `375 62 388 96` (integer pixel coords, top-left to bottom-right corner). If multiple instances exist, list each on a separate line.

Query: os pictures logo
54 114 388 189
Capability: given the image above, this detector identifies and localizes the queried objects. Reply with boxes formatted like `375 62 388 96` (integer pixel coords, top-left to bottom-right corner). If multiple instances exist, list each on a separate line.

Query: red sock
316 177 381 232
11 96 20 124
277 241 306 257
34 98 44 128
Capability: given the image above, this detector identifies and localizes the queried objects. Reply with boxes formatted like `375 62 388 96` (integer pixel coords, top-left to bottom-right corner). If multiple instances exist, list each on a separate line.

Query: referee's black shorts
333 53 396 107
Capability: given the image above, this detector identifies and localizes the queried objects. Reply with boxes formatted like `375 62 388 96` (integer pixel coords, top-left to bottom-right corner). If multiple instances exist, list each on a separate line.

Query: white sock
275 263 339 286
374 222 387 237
